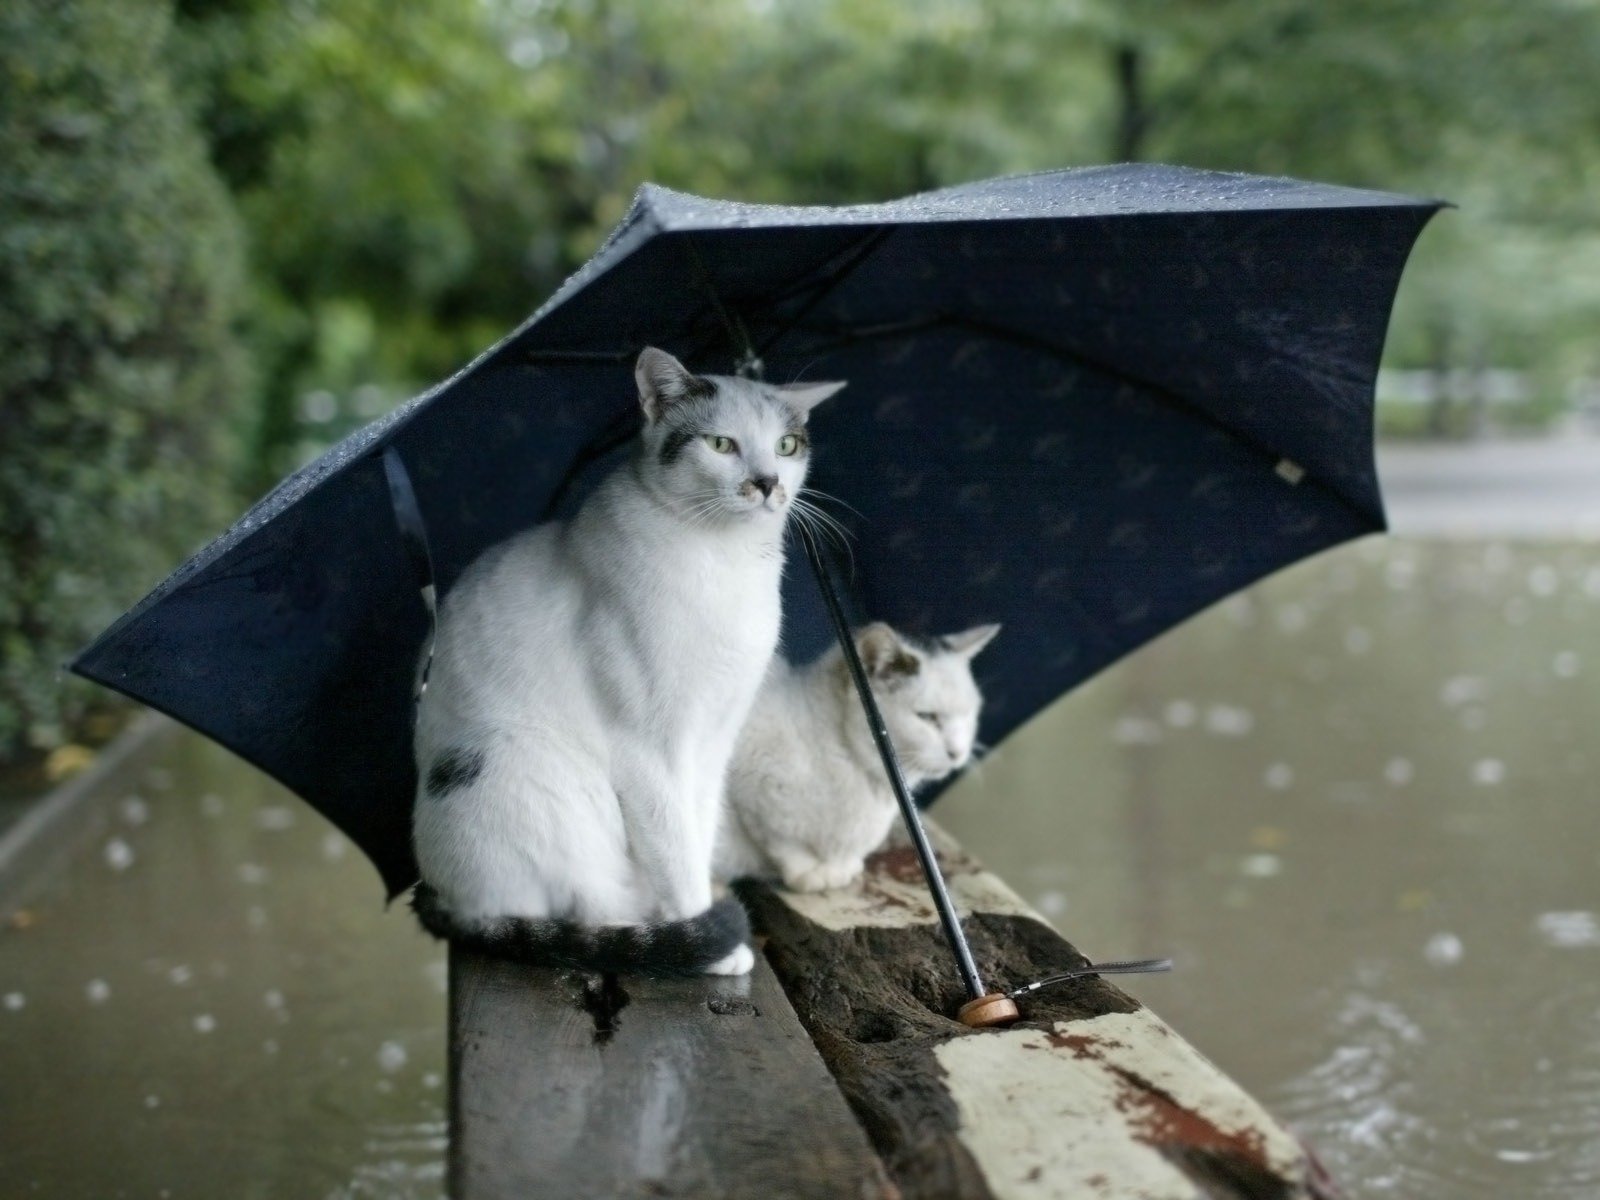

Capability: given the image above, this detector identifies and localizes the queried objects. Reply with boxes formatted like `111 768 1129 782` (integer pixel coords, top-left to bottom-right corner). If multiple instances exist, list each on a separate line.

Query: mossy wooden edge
738 828 1341 1200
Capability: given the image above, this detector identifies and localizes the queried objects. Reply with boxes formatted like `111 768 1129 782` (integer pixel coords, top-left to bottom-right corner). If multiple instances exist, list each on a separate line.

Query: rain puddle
0 732 447 1199
2 537 1596 1197
942 536 1600 1198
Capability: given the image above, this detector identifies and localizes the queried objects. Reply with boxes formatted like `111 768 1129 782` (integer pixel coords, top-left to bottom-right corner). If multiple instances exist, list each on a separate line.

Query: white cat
410 347 844 975
718 621 999 892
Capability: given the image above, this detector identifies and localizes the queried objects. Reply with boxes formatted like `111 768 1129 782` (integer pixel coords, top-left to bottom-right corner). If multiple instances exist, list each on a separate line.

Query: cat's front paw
784 859 861 893
704 943 755 976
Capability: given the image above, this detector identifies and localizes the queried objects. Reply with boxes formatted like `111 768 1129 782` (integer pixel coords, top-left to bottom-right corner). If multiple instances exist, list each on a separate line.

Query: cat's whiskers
788 495 856 577
799 486 865 522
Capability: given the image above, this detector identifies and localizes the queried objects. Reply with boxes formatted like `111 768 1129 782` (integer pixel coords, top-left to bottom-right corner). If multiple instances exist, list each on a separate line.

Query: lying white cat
411 347 843 974
718 621 999 892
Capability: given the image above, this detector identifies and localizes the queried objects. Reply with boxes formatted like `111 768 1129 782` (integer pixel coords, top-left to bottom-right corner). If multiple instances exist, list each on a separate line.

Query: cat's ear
943 623 1001 659
773 378 846 417
636 347 710 423
857 623 921 681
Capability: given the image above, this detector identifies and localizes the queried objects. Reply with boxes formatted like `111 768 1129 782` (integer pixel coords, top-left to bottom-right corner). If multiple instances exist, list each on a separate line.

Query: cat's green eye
704 434 736 454
776 433 801 457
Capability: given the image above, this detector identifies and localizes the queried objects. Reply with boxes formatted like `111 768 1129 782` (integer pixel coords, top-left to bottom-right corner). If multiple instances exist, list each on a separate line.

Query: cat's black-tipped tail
410 883 750 977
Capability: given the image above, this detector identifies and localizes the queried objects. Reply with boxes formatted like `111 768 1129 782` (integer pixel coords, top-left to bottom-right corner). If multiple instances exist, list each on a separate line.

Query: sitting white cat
410 347 843 975
718 621 999 893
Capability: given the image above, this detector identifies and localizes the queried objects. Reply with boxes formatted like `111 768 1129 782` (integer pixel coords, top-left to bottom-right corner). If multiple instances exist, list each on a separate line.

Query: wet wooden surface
449 944 894 1200
738 828 1342 1200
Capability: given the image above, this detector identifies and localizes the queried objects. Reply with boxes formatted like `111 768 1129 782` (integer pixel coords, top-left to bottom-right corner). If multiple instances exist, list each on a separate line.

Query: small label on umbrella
1275 459 1306 485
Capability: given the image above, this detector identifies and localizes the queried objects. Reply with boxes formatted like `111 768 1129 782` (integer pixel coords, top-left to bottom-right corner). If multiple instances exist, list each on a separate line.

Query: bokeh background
4 5 1600 1196
4 0 1599 766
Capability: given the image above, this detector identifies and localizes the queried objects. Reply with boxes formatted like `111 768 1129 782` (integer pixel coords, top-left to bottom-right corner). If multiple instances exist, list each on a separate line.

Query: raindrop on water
193 1014 216 1034
1112 716 1164 746
255 806 295 832
1264 763 1295 790
237 862 268 886
3 992 24 1012
1424 932 1463 966
1205 704 1255 736
86 979 111 1004
104 838 134 871
1241 854 1282 878
1439 676 1487 708
1553 651 1580 678
1383 758 1414 786
1163 699 1197 728
1534 911 1600 949
1471 759 1506 786
377 1041 408 1073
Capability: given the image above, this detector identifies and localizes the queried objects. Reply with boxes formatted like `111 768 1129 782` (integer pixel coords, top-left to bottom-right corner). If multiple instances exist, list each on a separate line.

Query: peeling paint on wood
938 1011 1308 1199
738 825 1339 1200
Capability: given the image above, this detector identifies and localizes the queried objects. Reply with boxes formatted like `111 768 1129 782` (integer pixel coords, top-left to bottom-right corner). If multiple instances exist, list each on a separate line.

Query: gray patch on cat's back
426 747 486 800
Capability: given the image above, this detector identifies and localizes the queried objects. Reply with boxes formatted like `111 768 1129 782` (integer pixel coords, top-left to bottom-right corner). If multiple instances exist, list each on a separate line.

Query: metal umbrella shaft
797 527 989 1004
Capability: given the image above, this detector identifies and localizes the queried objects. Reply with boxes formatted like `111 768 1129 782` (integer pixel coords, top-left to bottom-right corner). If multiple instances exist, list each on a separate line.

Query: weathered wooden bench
450 826 1338 1200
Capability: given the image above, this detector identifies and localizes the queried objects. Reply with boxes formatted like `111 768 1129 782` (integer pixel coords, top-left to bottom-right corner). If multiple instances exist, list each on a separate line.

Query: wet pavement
1377 435 1600 538
0 733 446 1199
941 536 1600 1198
2 443 1597 1195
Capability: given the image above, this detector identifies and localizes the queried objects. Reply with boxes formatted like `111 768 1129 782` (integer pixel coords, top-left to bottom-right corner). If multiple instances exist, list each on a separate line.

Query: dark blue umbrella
72 165 1440 948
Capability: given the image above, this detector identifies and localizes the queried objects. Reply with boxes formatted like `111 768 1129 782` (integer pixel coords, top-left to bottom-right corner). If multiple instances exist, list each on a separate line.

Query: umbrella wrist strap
382 447 438 712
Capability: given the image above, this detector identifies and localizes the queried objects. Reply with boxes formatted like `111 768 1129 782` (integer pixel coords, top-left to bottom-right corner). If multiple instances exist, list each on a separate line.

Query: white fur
412 348 843 974
718 622 999 892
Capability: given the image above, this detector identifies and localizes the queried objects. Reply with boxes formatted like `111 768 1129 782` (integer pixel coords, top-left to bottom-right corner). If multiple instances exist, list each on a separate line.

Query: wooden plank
738 826 1341 1200
449 943 896 1200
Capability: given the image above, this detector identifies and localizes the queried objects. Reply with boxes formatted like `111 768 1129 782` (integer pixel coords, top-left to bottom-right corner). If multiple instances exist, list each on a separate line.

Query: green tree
0 0 250 756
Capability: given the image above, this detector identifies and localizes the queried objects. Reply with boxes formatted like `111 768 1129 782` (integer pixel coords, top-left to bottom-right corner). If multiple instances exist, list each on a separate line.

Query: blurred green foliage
0 0 249 757
4 0 1598 759
171 0 1600 476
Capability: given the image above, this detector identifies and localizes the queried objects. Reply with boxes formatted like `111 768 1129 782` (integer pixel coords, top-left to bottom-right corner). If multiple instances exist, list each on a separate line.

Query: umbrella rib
752 226 895 361
787 311 1383 529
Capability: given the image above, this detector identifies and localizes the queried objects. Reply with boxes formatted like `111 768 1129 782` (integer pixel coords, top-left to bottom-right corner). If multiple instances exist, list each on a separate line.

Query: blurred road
1378 436 1600 538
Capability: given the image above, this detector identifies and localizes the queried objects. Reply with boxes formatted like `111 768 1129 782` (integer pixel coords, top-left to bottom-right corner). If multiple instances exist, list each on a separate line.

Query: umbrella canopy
73 164 1441 897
